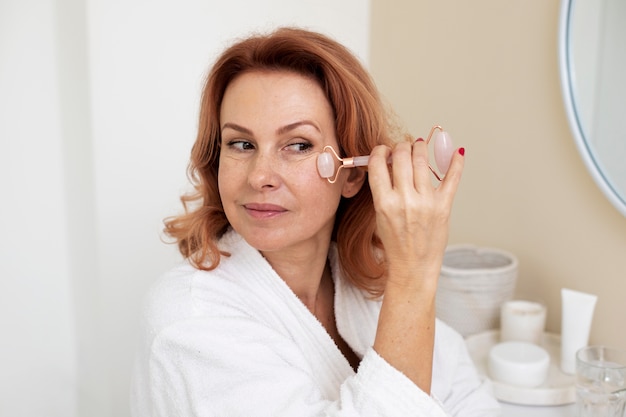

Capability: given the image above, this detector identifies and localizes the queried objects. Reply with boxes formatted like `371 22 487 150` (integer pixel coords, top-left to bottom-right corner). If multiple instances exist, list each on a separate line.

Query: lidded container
436 245 518 337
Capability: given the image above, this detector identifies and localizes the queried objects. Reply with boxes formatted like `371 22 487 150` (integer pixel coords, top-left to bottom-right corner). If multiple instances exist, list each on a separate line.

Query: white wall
1 1 78 415
0 0 371 416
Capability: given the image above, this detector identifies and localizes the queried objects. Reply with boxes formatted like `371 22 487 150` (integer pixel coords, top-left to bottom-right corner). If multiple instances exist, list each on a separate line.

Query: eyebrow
221 123 253 135
221 120 321 136
276 120 321 135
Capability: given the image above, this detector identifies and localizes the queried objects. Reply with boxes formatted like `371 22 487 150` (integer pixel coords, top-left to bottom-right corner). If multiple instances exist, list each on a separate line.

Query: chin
237 227 328 255
236 228 290 251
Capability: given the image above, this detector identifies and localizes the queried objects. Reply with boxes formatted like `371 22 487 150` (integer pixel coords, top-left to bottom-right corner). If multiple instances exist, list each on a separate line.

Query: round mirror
558 0 626 217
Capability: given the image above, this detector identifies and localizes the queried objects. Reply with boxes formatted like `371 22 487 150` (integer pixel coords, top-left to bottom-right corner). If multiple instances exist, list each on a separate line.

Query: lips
243 203 288 219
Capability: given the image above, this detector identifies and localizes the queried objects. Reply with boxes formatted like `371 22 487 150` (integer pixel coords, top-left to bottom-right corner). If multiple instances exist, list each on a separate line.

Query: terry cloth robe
131 230 501 416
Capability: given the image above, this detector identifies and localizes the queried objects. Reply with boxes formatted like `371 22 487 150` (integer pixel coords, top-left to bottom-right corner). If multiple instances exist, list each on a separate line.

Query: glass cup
576 346 626 417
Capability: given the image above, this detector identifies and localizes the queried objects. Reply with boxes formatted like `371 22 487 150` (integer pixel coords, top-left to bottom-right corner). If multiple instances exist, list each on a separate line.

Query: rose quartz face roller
317 125 455 183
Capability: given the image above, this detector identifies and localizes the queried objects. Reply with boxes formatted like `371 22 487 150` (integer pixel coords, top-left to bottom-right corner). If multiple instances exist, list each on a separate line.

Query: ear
341 167 367 198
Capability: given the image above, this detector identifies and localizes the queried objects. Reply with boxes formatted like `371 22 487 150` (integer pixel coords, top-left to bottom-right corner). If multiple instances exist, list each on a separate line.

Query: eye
227 140 255 151
284 141 314 153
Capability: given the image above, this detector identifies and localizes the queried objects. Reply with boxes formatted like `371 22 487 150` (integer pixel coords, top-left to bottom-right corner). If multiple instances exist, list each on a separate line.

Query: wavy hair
164 27 400 295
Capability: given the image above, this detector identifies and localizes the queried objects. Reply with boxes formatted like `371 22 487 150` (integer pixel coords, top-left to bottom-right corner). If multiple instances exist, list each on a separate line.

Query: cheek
217 159 236 200
287 152 321 177
292 162 344 209
287 155 327 187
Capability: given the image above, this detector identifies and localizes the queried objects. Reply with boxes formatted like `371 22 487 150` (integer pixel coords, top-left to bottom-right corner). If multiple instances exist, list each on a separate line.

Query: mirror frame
558 0 626 217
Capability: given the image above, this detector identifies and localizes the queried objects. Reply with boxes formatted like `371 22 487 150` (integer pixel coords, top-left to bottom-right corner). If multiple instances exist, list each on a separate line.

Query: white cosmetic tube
560 288 597 374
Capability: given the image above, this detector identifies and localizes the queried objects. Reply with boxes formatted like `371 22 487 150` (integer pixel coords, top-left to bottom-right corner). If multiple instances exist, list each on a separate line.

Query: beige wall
370 0 626 349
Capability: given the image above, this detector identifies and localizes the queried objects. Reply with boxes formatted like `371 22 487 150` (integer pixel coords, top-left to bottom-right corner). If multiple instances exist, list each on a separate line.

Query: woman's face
218 70 357 255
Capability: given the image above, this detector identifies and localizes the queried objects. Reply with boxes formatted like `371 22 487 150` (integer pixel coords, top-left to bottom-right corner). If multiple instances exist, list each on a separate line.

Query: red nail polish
415 137 425 142
458 147 465 156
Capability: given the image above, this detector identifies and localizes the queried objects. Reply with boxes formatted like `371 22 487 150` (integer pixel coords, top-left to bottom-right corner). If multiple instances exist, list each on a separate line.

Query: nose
247 152 282 190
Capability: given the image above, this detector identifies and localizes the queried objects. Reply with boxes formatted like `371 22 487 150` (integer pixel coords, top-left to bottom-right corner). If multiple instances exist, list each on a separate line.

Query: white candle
500 300 547 345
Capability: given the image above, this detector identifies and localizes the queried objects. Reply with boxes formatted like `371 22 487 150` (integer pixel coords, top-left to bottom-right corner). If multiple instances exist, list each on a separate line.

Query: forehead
220 70 334 125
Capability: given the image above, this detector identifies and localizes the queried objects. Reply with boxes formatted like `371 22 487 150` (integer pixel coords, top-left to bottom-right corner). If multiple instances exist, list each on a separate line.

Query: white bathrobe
131 230 501 416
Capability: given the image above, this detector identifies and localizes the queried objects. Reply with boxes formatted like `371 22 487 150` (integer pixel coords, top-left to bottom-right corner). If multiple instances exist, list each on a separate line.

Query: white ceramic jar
488 341 550 388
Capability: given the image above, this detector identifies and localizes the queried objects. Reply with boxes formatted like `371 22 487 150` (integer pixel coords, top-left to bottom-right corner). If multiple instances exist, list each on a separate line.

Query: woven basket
436 245 518 337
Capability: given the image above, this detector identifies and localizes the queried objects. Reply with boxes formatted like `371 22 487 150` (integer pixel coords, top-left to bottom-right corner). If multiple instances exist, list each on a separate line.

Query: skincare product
560 288 597 374
500 299 547 345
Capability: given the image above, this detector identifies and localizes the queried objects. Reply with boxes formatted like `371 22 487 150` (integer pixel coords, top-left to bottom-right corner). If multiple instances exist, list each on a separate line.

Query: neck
261 243 331 313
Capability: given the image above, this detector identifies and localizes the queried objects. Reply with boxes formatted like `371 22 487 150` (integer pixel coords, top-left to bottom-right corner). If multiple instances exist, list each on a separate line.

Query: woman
131 27 500 416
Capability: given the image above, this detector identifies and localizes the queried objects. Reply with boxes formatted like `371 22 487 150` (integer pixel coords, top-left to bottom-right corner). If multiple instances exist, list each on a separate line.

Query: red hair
164 27 399 295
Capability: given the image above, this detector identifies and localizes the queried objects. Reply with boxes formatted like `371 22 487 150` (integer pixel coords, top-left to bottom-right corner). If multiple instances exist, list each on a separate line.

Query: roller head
433 130 454 175
317 152 335 179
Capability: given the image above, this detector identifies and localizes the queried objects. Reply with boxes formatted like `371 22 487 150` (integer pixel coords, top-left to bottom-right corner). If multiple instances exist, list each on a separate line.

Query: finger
391 141 415 191
411 138 433 193
368 145 393 194
438 147 465 205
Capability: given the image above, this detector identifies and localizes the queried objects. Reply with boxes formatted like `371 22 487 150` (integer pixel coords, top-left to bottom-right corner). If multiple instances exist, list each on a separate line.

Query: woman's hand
368 137 465 393
368 138 465 292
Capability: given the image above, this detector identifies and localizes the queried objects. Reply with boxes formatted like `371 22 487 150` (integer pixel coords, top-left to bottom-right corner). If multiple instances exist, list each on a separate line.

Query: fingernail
415 137 425 142
458 147 465 156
